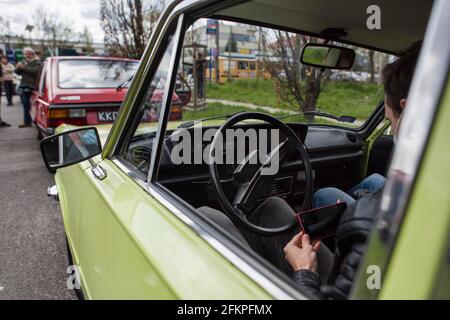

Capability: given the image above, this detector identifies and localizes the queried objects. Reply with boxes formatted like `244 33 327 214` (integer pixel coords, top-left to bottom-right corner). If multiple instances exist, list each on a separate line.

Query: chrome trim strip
112 158 297 300
148 14 185 181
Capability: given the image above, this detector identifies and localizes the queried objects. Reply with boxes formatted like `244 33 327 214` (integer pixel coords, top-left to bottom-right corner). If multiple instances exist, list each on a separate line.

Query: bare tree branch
100 0 165 58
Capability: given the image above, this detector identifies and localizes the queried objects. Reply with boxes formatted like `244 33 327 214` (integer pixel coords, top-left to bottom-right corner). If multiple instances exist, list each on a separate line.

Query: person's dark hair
382 42 422 115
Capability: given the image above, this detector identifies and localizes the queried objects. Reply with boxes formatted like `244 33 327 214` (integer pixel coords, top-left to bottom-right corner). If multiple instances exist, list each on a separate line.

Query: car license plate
97 111 118 123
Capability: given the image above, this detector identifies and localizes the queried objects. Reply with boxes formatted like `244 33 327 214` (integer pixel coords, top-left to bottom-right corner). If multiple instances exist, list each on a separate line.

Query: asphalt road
0 98 76 300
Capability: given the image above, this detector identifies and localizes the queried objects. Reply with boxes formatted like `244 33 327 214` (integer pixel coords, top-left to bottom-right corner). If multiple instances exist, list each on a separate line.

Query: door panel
55 159 92 264
76 159 270 298
77 160 175 298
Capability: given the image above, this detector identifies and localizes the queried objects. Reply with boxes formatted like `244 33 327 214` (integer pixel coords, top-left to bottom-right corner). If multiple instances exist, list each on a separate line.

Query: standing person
0 57 11 127
14 47 41 128
195 52 206 99
1 56 15 106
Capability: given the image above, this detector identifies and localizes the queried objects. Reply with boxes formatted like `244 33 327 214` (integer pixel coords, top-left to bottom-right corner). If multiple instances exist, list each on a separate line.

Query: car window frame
110 18 182 181
107 0 390 300
109 0 309 300
104 0 449 301
146 7 310 300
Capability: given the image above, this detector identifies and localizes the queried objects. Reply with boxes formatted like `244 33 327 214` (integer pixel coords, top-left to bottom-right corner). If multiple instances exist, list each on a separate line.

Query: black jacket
15 59 41 89
293 189 382 299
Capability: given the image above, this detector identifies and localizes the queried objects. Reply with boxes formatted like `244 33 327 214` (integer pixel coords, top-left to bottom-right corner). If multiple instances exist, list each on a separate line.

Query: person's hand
16 62 24 69
284 232 320 272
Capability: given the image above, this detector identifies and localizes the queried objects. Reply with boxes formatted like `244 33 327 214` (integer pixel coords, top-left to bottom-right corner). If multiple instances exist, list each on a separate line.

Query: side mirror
301 44 355 69
40 127 102 171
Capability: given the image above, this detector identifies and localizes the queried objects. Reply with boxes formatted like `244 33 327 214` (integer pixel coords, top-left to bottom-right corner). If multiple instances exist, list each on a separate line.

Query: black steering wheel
208 112 313 236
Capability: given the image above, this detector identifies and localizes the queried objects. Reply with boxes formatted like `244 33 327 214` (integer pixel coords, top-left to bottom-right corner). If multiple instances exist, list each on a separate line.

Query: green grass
206 79 384 121
182 102 282 121
182 102 355 127
207 79 288 109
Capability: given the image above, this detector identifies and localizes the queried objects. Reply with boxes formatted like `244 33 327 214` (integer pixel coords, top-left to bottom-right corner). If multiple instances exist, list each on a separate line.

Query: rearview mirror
301 44 355 69
40 127 102 171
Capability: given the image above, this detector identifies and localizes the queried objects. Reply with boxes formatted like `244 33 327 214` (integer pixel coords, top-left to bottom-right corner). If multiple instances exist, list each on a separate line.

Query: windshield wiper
277 111 356 123
116 75 134 91
176 111 247 129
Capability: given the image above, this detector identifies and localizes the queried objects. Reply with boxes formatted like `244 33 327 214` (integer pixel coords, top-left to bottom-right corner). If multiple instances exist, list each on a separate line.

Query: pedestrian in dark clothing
1 56 15 106
195 53 206 99
14 47 41 128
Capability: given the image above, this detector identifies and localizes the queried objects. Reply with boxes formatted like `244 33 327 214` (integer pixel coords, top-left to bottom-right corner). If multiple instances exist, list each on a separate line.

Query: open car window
167 18 395 129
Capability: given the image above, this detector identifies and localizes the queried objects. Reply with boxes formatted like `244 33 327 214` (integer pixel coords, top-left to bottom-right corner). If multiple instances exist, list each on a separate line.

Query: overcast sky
0 0 105 43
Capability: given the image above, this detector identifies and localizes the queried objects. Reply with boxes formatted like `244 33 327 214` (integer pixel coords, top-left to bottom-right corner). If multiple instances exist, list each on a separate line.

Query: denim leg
5 81 14 104
22 92 32 125
312 187 356 208
347 173 386 195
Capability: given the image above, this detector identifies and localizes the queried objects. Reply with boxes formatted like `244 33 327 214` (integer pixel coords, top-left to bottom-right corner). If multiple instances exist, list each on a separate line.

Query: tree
261 30 330 122
368 49 375 83
224 31 238 52
0 17 12 49
32 6 76 56
100 0 165 59
79 26 95 55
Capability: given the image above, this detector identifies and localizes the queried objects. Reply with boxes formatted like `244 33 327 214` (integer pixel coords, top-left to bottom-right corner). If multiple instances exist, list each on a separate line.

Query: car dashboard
125 123 363 211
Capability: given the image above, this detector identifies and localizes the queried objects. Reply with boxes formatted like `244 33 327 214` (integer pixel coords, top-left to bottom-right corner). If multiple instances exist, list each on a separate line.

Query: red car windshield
58 59 139 89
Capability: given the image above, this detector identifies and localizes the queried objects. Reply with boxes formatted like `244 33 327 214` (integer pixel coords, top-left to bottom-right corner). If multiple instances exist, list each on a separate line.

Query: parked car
330 70 364 82
31 56 183 139
40 0 449 299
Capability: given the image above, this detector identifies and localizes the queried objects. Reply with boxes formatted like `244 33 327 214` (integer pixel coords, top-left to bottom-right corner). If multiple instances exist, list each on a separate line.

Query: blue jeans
312 173 386 208
20 90 32 125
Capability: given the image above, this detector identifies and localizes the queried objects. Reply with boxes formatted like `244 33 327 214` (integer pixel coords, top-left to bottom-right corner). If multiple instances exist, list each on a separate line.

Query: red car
32 56 183 139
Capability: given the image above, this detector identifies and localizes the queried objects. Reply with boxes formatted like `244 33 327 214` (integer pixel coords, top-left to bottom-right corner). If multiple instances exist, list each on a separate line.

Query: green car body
57 123 274 299
50 0 450 299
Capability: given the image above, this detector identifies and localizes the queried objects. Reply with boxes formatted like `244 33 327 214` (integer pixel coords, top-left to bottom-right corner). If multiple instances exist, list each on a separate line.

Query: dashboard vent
346 133 357 143
263 176 292 197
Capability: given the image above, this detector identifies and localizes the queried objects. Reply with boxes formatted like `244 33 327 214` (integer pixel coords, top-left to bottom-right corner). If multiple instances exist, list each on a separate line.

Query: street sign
206 19 217 35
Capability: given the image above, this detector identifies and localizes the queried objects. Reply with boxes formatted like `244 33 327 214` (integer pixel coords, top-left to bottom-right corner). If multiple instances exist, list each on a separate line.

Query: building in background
186 20 262 83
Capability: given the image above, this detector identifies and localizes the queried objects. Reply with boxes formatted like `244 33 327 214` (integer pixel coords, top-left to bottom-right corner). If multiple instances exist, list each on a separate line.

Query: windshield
164 18 394 129
58 59 139 89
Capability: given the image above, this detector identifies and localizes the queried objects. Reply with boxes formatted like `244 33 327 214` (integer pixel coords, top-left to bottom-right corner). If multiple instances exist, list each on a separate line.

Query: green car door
57 12 277 300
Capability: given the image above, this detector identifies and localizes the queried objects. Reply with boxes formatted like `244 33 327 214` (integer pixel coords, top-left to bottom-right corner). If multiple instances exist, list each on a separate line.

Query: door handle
91 163 107 180
88 159 107 180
